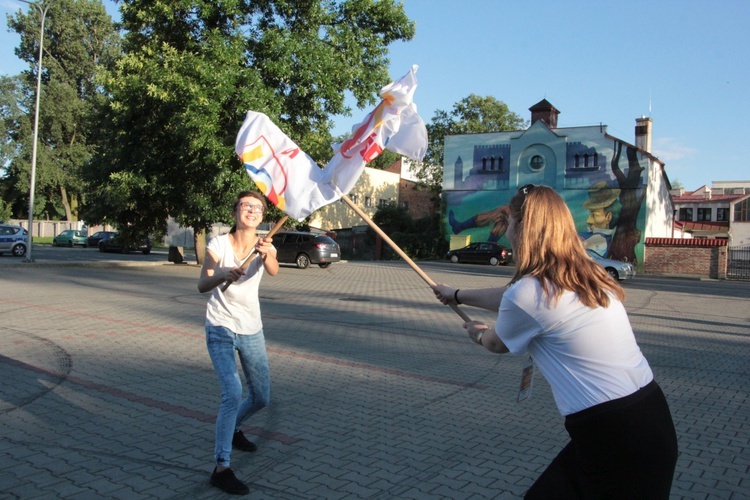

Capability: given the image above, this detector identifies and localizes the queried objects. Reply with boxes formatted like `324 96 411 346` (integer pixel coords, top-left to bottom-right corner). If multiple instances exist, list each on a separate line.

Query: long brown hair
508 184 624 308
229 191 267 234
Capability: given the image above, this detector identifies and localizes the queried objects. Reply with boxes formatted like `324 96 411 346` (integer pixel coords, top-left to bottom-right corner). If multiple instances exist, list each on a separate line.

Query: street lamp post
21 0 49 263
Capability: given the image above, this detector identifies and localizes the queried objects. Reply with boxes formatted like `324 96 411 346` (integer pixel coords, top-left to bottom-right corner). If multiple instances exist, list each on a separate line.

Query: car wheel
606 267 619 280
12 244 26 257
99 244 105 252
318 262 331 268
67 240 73 247
450 255 459 263
490 256 500 266
295 254 310 269
142 249 151 255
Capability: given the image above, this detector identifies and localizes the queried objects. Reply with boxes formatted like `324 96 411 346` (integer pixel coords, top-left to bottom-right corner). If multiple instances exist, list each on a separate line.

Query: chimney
635 116 652 153
529 99 560 128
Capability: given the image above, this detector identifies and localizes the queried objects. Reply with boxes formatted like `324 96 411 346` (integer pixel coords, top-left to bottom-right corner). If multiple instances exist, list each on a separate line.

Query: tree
5 0 120 221
413 94 526 203
83 0 415 264
0 75 29 217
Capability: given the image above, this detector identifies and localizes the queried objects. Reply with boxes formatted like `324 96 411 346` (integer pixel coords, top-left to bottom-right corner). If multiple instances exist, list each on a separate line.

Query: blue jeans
206 325 270 467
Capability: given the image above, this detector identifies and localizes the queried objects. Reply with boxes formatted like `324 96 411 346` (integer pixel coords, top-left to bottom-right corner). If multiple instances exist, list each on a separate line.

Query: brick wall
398 179 434 219
644 238 728 279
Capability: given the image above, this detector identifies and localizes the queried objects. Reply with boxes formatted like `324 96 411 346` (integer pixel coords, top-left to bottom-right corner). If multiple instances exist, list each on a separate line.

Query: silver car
0 224 28 257
586 249 636 281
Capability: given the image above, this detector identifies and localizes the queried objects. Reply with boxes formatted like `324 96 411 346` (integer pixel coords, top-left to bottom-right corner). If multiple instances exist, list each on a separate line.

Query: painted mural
443 122 648 265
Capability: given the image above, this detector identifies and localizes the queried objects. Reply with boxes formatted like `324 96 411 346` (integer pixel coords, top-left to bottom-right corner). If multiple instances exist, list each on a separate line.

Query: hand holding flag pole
219 215 289 292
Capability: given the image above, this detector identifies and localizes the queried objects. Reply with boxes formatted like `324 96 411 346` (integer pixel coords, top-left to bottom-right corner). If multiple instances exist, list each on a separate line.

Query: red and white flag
235 66 427 220
323 65 428 194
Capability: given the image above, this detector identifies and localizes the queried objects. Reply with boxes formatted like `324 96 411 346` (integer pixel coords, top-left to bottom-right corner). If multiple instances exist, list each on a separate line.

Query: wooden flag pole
220 215 289 292
340 194 471 323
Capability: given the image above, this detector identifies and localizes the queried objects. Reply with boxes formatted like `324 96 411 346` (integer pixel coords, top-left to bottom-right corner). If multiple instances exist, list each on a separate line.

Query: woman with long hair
198 190 279 495
433 184 677 499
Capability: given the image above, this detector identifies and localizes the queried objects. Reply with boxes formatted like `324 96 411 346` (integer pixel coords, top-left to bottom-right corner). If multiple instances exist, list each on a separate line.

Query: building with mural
442 99 674 268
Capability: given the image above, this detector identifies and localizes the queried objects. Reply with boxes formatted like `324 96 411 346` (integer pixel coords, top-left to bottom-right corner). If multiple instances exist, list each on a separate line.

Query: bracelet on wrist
475 328 486 345
454 289 461 304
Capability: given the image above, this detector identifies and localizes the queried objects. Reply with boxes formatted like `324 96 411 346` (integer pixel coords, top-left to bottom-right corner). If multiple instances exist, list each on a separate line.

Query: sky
2 0 749 190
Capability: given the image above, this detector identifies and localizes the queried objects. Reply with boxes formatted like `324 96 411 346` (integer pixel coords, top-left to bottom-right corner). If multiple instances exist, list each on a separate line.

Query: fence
8 219 103 238
8 218 272 249
727 245 750 280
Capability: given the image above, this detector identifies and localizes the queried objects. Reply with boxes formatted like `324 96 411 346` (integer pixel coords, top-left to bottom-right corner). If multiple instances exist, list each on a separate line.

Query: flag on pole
235 65 427 220
235 112 338 220
323 65 428 194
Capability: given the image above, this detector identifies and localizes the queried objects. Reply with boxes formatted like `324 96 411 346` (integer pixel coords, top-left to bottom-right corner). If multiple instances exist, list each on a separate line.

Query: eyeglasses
519 184 535 196
238 203 266 213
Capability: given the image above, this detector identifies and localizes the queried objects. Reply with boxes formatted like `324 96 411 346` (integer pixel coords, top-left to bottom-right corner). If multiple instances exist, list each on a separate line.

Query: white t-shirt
497 277 653 416
205 234 266 335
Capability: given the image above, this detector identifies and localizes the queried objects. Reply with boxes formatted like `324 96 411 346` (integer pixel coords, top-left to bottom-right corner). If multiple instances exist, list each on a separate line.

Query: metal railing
727 245 750 280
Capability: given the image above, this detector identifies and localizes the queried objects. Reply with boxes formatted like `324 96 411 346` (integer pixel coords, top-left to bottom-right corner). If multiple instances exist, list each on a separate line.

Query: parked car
587 249 636 281
0 223 28 257
98 233 152 254
445 242 512 266
271 231 340 269
87 230 117 247
53 229 88 247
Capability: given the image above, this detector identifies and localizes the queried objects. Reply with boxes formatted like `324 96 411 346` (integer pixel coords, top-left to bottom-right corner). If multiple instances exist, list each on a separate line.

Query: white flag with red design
235 66 427 220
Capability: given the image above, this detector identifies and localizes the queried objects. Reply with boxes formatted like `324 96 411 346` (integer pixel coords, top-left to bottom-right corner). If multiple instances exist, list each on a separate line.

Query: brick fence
644 238 728 279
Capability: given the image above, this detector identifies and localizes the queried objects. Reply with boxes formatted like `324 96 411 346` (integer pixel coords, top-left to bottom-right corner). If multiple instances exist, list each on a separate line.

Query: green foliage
82 0 415 251
364 203 447 261
0 199 12 222
4 0 120 221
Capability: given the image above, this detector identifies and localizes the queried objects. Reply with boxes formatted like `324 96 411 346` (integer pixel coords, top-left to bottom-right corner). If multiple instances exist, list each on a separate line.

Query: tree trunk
60 185 75 221
194 228 206 266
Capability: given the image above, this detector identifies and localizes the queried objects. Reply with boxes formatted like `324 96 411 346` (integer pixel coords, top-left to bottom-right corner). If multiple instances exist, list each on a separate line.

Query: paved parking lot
1 254 748 499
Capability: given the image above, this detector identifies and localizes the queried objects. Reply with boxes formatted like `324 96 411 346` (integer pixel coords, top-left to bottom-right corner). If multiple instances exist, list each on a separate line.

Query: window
378 199 389 207
717 208 729 221
678 208 693 221
697 208 712 221
402 201 410 210
529 155 545 171
735 199 749 222
365 196 372 207
349 194 358 204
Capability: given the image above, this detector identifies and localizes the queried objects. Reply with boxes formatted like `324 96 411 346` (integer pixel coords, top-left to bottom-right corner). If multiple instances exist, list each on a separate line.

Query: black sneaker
232 430 257 452
210 467 249 495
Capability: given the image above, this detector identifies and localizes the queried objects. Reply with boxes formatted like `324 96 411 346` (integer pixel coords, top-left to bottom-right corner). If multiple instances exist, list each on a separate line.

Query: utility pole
20 0 49 263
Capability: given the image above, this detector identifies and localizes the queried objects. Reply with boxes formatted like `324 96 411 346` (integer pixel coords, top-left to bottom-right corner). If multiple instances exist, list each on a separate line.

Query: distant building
307 159 435 231
671 181 750 246
442 99 674 268
385 158 435 221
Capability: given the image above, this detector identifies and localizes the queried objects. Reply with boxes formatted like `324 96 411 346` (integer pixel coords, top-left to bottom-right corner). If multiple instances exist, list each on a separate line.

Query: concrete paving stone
337 479 383 498
119 475 163 493
2 262 749 498
0 472 24 491
307 471 352 491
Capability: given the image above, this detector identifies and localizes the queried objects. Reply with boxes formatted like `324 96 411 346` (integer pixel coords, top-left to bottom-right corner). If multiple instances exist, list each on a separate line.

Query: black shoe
210 467 249 495
232 430 257 452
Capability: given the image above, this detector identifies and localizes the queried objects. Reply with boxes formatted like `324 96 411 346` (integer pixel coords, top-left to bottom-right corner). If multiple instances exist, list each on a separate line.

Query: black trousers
525 380 678 499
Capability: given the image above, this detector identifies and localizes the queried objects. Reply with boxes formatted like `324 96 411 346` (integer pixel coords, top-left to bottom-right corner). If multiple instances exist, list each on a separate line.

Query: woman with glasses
433 184 677 499
198 190 279 495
